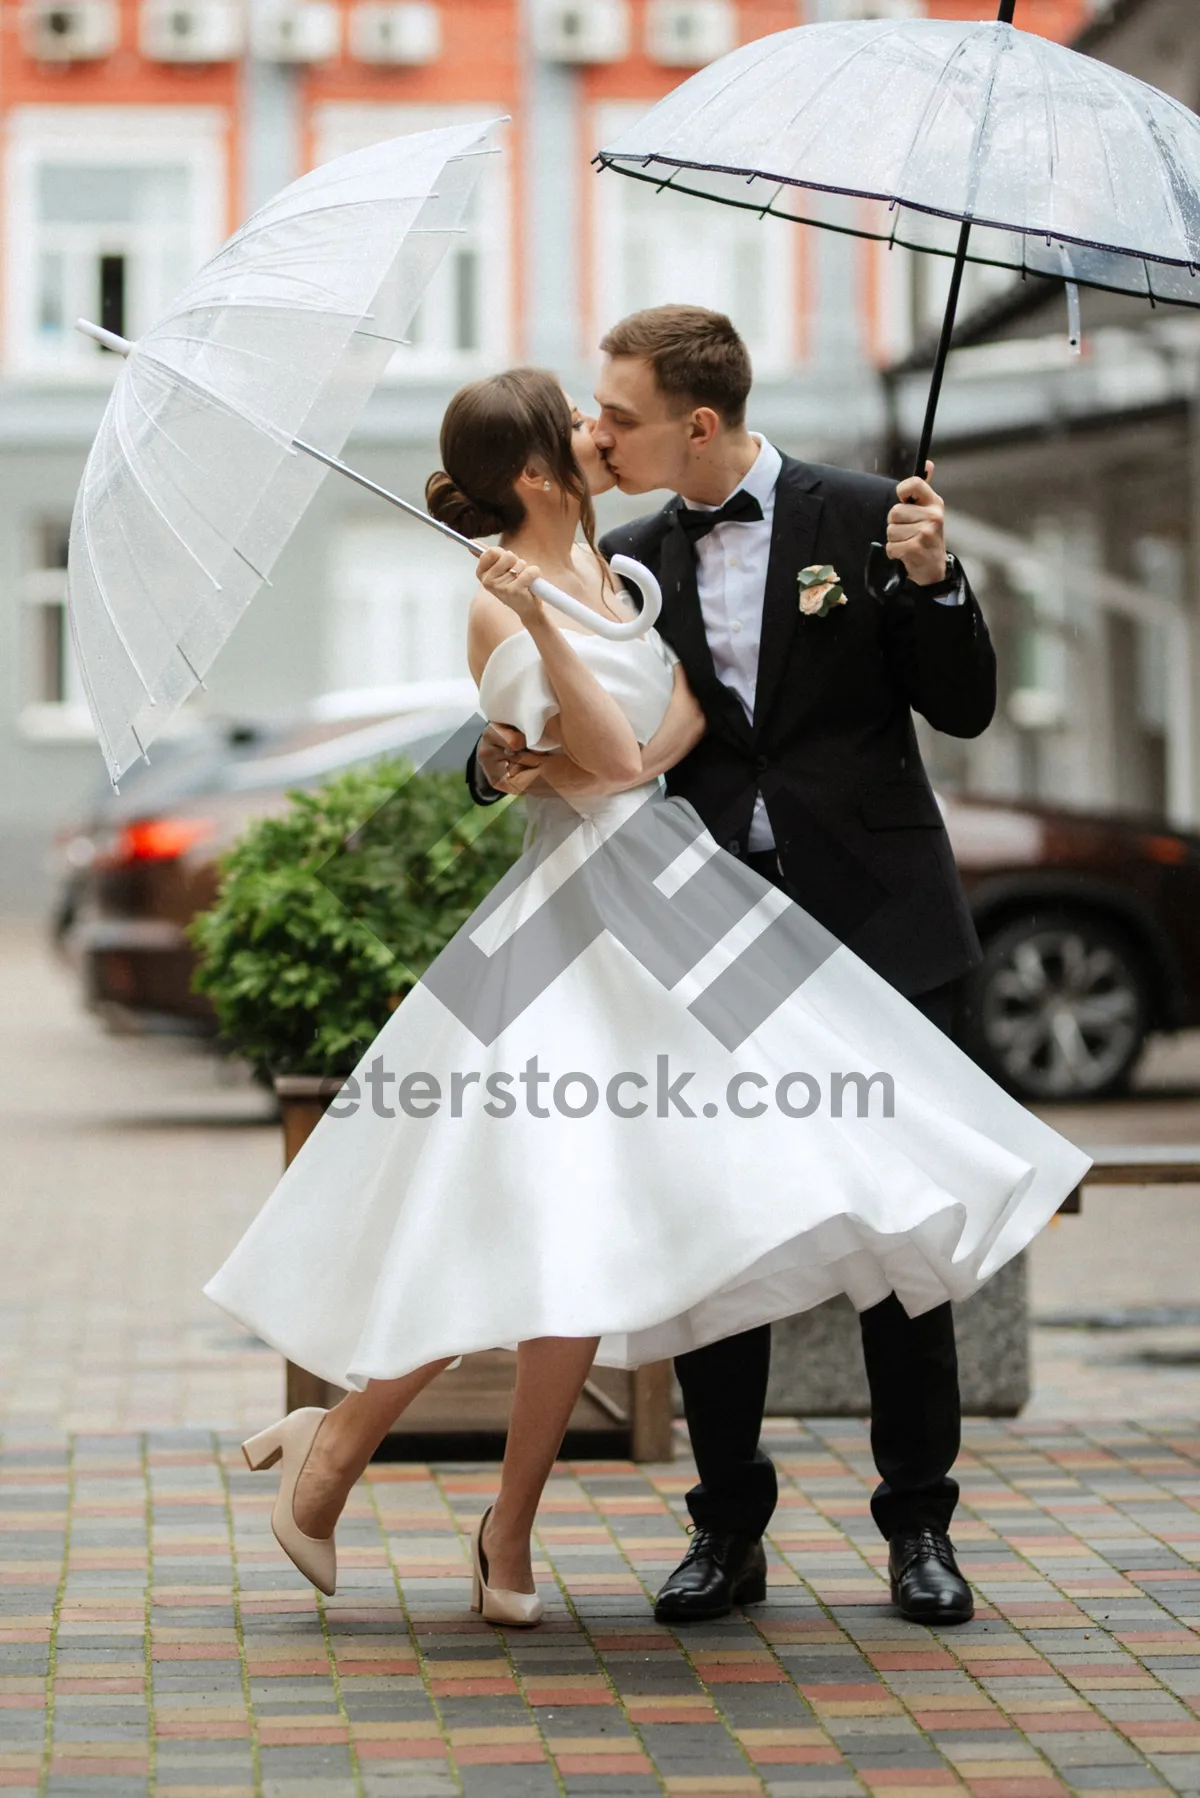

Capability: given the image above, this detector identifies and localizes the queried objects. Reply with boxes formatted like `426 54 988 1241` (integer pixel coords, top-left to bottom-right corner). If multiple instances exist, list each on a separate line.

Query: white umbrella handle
530 555 661 639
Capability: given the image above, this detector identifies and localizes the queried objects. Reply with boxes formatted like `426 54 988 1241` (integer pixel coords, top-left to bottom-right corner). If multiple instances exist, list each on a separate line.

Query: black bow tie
676 488 764 541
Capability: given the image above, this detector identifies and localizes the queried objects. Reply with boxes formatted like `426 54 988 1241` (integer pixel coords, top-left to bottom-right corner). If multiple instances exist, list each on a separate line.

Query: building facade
0 0 1092 909
884 0 1200 833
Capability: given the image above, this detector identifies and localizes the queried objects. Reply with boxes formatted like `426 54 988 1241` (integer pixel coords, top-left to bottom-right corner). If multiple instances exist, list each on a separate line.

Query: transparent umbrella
596 0 1200 586
70 119 661 791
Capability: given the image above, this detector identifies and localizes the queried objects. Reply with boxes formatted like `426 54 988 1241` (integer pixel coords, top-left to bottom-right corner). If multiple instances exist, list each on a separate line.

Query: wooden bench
274 1075 675 1462
1063 1144 1200 1212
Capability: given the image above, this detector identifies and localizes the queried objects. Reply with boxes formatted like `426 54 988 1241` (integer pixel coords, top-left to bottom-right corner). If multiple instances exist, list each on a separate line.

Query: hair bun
424 469 508 541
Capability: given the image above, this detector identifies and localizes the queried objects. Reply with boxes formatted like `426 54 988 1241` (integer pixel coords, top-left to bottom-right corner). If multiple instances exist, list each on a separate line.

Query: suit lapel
752 458 824 736
658 503 752 749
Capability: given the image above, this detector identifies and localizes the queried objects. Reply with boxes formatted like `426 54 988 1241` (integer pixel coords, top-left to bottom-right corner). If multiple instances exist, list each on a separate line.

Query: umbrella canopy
596 16 1200 307
69 119 497 789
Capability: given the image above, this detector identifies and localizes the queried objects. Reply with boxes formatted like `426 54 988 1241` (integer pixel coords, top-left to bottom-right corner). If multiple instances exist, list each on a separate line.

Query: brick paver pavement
5 1416 1200 1798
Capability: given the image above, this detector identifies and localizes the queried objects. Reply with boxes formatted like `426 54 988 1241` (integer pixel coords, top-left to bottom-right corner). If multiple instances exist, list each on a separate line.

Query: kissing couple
205 304 1088 1630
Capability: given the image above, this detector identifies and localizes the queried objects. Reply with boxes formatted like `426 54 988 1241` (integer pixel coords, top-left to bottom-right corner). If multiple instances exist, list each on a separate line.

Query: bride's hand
477 548 544 624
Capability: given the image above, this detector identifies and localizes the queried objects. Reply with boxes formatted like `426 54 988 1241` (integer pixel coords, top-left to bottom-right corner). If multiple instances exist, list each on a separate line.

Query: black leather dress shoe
889 1528 974 1625
654 1529 767 1623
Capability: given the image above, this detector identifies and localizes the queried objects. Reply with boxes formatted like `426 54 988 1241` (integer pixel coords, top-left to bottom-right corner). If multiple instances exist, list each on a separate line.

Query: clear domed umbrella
70 119 661 791
596 0 1200 592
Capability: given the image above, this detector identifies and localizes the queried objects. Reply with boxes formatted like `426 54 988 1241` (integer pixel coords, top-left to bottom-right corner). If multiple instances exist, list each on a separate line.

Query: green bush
185 756 527 1082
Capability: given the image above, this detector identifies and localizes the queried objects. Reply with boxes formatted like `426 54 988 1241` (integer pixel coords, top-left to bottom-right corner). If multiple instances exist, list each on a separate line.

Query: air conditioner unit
141 0 245 61
646 0 734 67
534 0 629 64
21 0 118 61
349 1 440 64
250 0 339 61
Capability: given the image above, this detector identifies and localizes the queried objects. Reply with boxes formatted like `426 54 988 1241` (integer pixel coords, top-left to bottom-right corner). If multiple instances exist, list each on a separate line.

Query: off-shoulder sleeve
476 632 563 753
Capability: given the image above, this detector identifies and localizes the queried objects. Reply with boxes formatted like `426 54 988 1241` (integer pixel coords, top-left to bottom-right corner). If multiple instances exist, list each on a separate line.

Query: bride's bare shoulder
467 586 522 685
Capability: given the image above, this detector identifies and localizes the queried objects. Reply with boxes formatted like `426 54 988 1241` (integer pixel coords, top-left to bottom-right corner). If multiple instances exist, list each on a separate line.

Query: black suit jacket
468 454 996 997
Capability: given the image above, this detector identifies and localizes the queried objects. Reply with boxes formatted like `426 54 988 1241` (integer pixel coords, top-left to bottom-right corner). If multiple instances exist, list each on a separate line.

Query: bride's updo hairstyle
425 367 601 561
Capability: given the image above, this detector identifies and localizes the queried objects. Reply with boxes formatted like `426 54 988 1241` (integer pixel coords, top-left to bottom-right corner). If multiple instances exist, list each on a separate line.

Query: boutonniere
798 564 847 617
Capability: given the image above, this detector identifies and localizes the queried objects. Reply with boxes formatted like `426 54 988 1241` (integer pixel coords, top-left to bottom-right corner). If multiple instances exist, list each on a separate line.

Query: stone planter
273 1075 675 1461
700 1255 1030 1419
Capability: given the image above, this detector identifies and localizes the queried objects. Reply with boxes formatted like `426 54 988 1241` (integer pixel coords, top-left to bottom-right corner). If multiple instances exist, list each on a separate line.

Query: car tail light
105 817 216 864
1139 833 1190 866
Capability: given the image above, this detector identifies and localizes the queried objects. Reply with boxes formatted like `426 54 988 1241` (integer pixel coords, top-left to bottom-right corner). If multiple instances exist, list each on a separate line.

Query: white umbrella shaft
75 320 660 643
291 439 661 641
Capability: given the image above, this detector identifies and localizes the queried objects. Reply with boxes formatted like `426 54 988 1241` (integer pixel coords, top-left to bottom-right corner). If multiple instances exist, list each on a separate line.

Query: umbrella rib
109 376 232 595
220 192 467 255
75 472 161 705
777 23 922 185
1070 62 1127 274
604 157 1200 309
148 327 349 383
121 368 275 590
1129 86 1200 269
969 25 1016 215
605 150 1200 279
133 345 295 448
166 269 385 317
121 368 279 587
888 26 983 224
1036 40 1063 245
65 562 122 779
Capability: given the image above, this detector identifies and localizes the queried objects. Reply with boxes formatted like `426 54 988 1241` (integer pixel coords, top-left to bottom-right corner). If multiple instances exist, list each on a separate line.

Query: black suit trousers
674 848 962 1543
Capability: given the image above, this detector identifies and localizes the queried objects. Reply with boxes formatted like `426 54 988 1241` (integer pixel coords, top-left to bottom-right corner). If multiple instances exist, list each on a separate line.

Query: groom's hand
886 460 948 587
478 722 547 794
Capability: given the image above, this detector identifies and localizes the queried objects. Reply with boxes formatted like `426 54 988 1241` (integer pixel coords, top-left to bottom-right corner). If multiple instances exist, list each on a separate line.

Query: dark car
940 791 1200 1102
52 699 480 1038
53 740 1200 1101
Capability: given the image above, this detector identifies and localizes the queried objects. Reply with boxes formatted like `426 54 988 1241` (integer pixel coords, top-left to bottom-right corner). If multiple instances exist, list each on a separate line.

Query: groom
465 304 995 1628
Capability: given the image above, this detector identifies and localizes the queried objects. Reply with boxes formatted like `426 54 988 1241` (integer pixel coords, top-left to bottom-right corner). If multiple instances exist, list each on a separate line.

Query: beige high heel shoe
242 1407 338 1597
470 1505 543 1627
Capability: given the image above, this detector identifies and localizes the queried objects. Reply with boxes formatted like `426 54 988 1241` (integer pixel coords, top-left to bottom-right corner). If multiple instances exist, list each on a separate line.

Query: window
17 517 98 739
34 164 193 359
6 106 227 377
871 238 1017 366
311 104 512 378
593 104 799 376
328 516 475 693
402 183 485 363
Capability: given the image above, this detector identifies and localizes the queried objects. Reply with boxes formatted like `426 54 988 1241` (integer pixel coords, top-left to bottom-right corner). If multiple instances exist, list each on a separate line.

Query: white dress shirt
679 434 963 855
680 434 783 852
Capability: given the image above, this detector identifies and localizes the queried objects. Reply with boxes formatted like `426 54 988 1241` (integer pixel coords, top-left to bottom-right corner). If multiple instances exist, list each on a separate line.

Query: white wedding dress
204 622 1091 1388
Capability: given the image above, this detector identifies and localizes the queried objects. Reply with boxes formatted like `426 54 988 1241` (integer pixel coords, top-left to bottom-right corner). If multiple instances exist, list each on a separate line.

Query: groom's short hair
600 305 752 427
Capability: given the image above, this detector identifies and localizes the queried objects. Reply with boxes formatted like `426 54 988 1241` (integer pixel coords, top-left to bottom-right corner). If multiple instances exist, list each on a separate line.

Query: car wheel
961 912 1151 1102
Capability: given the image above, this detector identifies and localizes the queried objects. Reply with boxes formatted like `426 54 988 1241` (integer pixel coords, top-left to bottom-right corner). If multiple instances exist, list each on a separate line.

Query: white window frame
591 101 798 378
16 517 97 740
869 236 1019 367
4 105 227 383
327 513 476 693
311 102 512 380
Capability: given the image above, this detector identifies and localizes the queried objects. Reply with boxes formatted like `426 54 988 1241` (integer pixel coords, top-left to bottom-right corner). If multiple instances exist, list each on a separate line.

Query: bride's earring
543 480 551 490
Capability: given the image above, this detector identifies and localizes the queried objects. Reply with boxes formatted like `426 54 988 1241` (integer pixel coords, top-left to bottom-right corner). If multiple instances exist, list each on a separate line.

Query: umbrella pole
866 217 971 598
292 437 663 640
909 0 1014 472
292 438 486 559
911 218 972 478
902 0 1013 481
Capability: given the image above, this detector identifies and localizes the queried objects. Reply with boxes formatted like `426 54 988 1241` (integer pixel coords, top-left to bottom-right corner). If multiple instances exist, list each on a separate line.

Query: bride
204 366 1088 1630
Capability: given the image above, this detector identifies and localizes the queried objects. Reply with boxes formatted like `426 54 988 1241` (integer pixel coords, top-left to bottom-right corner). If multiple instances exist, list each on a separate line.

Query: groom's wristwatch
907 551 961 600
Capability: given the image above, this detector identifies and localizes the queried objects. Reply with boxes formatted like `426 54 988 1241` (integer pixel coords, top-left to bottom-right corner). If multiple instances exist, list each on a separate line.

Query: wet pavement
6 919 1200 1794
